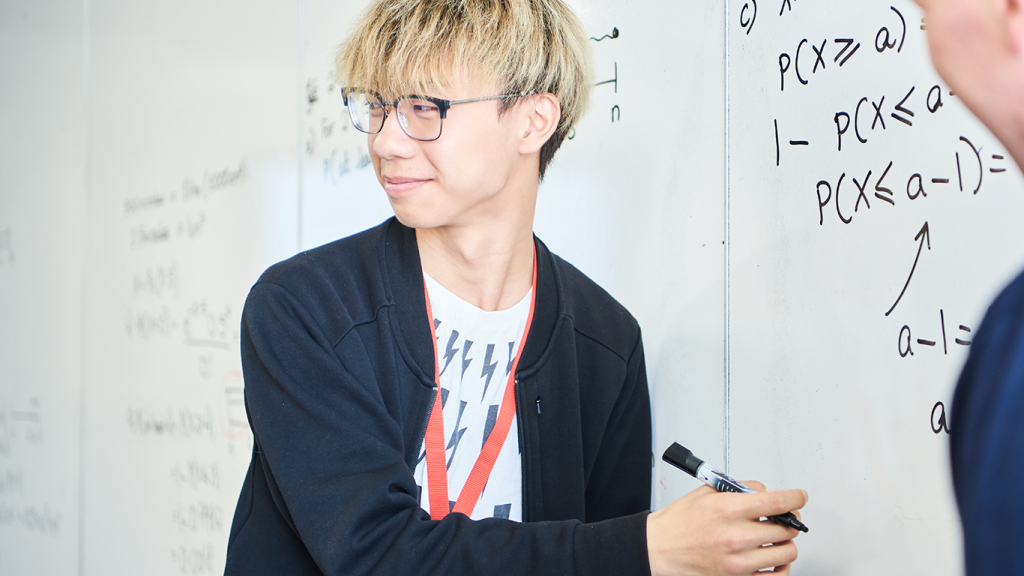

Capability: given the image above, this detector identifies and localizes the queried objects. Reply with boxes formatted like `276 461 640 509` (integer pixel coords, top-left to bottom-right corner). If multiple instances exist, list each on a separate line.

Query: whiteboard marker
662 442 809 533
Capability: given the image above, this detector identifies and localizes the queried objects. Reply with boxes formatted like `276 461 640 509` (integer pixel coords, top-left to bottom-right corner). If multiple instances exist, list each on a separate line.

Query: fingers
753 518 800 545
738 481 809 516
720 540 798 575
742 480 767 493
692 484 720 497
735 488 808 520
750 540 799 573
714 515 796 552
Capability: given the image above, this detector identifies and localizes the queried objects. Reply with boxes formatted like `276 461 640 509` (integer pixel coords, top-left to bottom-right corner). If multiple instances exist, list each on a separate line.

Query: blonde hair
335 0 594 178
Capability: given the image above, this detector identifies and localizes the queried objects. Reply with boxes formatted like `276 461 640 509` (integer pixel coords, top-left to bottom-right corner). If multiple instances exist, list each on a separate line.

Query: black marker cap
662 443 704 477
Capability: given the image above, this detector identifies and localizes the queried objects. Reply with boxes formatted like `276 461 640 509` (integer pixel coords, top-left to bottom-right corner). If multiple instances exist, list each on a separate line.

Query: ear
1009 0 1024 53
517 93 561 155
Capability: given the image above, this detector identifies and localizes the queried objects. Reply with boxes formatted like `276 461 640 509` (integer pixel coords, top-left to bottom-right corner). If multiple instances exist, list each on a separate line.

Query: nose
370 104 416 161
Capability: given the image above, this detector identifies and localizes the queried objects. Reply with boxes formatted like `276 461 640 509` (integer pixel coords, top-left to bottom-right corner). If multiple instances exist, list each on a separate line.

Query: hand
646 481 808 576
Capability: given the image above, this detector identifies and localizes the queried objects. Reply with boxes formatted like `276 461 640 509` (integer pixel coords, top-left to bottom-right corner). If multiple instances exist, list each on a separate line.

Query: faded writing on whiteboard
171 543 216 574
0 503 62 535
125 406 214 440
169 459 221 491
0 399 45 455
123 158 246 218
171 502 225 533
132 261 180 298
0 469 25 495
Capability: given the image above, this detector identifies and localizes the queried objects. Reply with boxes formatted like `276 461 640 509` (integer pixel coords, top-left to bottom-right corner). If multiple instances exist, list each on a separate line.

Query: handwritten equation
744 3 1016 436
169 458 221 491
171 543 216 574
166 455 229 574
813 137 1005 228
107 146 252 574
0 399 63 537
132 261 180 298
125 405 215 441
122 158 246 250
304 75 372 187
124 299 235 349
0 503 62 536
0 398 44 457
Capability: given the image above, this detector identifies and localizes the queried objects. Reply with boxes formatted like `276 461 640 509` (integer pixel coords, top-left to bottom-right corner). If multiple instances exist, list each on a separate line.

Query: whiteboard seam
78 0 90 573
723 0 732 476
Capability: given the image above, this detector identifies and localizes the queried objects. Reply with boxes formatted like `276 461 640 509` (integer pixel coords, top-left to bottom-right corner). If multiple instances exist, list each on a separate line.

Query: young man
912 0 1024 573
224 1 807 574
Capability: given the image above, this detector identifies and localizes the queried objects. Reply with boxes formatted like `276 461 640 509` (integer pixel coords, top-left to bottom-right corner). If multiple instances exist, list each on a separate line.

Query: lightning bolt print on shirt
414 272 530 521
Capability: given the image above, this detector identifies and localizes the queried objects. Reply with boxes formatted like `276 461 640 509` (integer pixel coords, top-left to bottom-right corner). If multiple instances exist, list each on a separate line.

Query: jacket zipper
413 386 436 471
515 374 529 522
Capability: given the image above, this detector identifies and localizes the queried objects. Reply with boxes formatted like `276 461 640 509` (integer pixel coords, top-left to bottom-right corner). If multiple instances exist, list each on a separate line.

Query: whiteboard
0 1 85 574
2 0 1023 574
78 1 299 573
727 1 1024 574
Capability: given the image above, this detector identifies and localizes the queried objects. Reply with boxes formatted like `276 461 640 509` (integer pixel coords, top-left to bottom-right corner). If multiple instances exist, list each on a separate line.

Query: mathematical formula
0 399 44 457
742 2 1017 436
122 159 246 251
0 398 64 539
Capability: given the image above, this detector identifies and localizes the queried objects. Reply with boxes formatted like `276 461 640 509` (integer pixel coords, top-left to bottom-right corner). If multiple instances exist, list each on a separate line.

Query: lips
383 176 430 196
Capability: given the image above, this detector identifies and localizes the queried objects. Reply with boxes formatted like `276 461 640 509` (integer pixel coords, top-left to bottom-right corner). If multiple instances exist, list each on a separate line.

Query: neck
417 207 536 312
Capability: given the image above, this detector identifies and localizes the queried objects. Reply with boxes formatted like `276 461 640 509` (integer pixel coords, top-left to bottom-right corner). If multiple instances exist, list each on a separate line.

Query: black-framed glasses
341 88 533 142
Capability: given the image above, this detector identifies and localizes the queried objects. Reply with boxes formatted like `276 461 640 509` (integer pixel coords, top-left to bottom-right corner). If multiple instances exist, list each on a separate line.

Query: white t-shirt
413 272 531 521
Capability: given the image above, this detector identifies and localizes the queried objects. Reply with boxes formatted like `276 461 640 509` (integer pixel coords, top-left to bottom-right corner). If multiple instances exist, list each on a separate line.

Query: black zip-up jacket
225 218 652 575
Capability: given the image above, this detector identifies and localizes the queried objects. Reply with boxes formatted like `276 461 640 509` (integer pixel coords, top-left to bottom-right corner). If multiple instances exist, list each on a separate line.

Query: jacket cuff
573 511 651 576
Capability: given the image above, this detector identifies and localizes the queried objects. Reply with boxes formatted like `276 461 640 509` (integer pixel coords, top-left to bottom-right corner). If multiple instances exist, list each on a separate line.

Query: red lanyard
421 252 537 520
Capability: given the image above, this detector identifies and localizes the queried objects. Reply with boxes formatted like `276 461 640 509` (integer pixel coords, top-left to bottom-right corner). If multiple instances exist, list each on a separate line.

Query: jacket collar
381 217 560 386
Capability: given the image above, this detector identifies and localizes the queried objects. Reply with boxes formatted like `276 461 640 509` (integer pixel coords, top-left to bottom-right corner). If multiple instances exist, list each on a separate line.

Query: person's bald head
914 0 1024 167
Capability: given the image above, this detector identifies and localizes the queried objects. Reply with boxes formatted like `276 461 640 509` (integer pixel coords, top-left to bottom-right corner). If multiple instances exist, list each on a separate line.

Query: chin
391 210 421 229
388 203 437 231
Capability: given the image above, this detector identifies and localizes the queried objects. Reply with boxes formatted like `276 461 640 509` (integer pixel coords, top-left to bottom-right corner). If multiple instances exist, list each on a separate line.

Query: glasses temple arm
445 91 537 106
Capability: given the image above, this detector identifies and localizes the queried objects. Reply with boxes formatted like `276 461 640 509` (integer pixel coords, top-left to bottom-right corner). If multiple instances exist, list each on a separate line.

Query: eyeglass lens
346 91 442 141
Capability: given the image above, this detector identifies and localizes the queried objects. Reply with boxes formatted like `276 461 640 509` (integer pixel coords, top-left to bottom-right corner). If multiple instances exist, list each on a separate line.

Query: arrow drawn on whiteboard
885 222 930 317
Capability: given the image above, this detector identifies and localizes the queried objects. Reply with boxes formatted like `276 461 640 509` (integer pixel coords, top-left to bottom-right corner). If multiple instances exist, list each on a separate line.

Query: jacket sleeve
227 281 652 576
570 329 652 576
584 330 653 523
